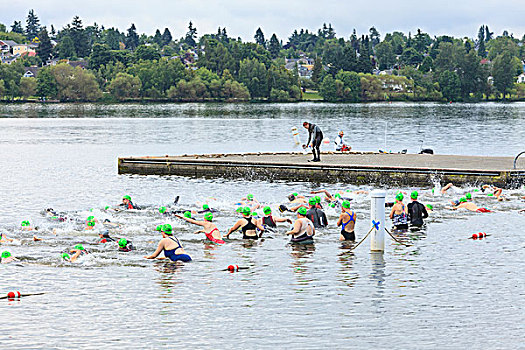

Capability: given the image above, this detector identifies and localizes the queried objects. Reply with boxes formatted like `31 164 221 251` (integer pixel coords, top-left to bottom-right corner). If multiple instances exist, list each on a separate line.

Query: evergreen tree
161 28 172 46
311 57 323 84
477 26 486 57
153 29 162 46
25 9 40 40
70 16 90 57
36 28 53 62
268 34 280 58
11 21 24 34
185 21 197 47
414 29 431 54
492 52 521 100
36 67 57 99
254 27 266 48
50 24 56 37
340 44 358 72
484 25 493 42
58 35 76 58
357 36 373 73
438 70 461 101
126 23 139 50
369 26 380 47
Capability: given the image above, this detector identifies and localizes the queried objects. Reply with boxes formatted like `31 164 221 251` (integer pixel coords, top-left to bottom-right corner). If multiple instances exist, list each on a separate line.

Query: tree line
1 9 524 102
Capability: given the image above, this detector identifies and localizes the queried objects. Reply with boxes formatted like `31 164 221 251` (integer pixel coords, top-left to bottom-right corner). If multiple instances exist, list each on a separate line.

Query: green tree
311 57 324 84
335 70 361 102
36 28 53 62
492 52 521 100
0 61 24 98
134 45 161 61
438 70 461 101
161 28 172 46
375 41 395 70
268 34 280 58
254 28 266 48
70 16 90 57
477 26 486 58
25 9 40 40
319 74 337 101
487 36 519 60
19 77 37 99
357 36 373 73
399 47 423 66
89 43 112 69
185 21 197 47
108 72 141 100
50 63 102 101
413 29 432 54
153 29 162 46
0 80 5 98
0 23 6 32
419 56 433 72
238 58 268 98
36 67 57 98
126 23 139 50
369 27 380 47
456 49 483 99
58 35 76 59
11 21 24 34
269 88 289 101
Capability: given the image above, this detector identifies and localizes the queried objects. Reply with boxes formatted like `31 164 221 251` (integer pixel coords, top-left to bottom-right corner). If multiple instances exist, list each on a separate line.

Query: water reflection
370 252 386 290
153 260 183 291
337 250 358 288
289 243 315 287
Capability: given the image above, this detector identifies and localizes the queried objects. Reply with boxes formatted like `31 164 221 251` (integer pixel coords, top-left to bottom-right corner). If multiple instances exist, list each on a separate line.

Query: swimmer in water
306 197 328 228
258 206 292 231
0 232 13 243
98 230 115 244
120 195 138 210
1 251 17 264
287 193 307 204
118 238 134 252
175 211 225 244
240 194 260 210
389 193 408 230
144 224 191 262
85 216 97 230
20 220 33 231
62 244 88 263
449 197 491 212
337 200 356 241
407 191 429 227
285 207 315 243
225 206 265 239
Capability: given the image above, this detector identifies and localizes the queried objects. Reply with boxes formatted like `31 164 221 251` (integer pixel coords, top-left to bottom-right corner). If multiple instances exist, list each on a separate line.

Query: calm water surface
0 103 523 349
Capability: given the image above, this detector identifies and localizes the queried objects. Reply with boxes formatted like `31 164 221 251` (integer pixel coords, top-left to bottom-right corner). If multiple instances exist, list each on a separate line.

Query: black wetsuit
262 215 277 231
306 123 323 161
407 201 428 227
306 207 328 228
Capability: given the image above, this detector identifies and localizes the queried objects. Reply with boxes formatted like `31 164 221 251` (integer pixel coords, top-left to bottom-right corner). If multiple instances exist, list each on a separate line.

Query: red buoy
227 265 239 272
472 233 478 239
7 291 21 299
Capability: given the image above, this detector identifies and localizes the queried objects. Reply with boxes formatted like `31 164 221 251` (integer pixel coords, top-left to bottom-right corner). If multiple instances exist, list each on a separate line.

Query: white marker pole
370 190 386 252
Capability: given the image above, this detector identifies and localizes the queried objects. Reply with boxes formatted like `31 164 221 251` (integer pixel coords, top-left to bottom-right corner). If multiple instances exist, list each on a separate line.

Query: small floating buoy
227 265 239 272
7 291 21 300
471 233 478 239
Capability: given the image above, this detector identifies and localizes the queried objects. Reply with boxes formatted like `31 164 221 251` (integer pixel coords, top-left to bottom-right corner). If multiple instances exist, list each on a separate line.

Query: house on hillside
69 60 88 69
12 43 38 56
0 40 18 55
285 57 316 78
0 54 20 64
517 73 525 84
23 66 40 78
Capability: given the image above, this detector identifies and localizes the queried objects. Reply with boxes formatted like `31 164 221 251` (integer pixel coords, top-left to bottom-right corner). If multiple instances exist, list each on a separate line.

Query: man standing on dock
303 121 323 162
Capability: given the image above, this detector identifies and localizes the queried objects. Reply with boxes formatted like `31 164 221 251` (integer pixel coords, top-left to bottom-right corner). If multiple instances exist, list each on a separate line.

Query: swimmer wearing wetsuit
118 238 134 252
337 200 356 241
144 224 191 262
306 197 328 228
225 207 265 239
98 230 115 243
407 191 428 227
303 121 323 162
120 195 138 210
258 206 292 231
285 207 315 243
176 212 225 244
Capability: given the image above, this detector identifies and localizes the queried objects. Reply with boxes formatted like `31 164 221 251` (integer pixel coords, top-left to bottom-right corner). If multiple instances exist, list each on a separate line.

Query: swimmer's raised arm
225 220 242 238
175 214 205 227
144 241 164 259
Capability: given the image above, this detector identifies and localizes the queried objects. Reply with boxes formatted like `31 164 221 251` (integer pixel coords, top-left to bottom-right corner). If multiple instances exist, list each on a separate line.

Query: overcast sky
2 0 524 42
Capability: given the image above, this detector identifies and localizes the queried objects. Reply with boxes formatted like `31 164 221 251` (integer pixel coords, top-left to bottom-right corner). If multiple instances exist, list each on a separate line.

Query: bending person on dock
302 121 323 162
175 212 225 244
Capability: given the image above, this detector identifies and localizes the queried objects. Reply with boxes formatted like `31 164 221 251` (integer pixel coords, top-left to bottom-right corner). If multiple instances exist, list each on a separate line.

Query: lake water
1 102 524 349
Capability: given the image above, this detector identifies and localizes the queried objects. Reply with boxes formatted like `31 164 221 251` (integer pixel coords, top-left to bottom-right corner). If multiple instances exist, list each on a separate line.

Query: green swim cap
159 206 167 214
61 253 70 260
21 220 30 226
309 197 317 205
263 206 272 215
251 212 258 217
396 193 404 201
473 189 479 192
292 192 298 196
466 193 472 200
426 204 433 210
334 193 341 199
87 221 95 227
487 193 494 197
156 225 163 231
104 206 110 210
411 191 418 199
87 216 94 221
329 202 336 208
242 206 251 216
123 195 131 201
204 212 213 221
342 200 351 209
162 224 172 234
315 196 321 203
1 251 11 258
183 211 192 219
51 216 58 220
118 238 128 248
459 197 467 203
247 194 254 200
297 207 307 216
236 207 243 213
203 204 209 210
74 244 84 251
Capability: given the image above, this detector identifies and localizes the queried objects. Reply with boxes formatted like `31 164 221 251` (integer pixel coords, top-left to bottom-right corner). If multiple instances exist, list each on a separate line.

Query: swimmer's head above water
263 206 272 215
204 212 213 222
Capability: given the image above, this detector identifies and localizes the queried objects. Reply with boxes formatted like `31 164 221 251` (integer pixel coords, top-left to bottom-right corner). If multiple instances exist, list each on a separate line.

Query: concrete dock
118 152 525 188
